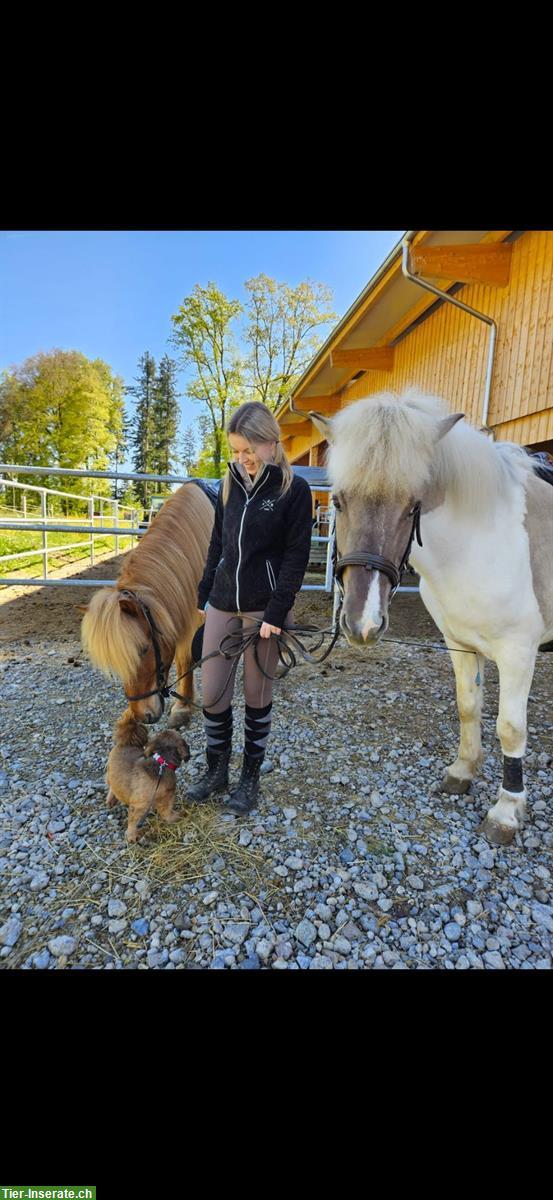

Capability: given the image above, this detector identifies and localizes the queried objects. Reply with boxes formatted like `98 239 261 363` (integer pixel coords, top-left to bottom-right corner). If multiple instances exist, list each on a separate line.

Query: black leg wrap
503 756 524 792
203 704 233 754
187 706 233 803
244 701 272 759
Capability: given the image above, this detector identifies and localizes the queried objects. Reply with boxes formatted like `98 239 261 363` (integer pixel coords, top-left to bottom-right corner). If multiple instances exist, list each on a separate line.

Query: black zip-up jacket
197 461 313 628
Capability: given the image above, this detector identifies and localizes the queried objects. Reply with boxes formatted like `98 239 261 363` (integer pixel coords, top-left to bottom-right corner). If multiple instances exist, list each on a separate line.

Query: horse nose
340 609 367 646
344 611 387 644
362 614 387 642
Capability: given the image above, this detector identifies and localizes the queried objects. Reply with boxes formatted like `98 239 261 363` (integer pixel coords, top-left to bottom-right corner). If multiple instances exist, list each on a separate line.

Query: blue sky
0 229 405 464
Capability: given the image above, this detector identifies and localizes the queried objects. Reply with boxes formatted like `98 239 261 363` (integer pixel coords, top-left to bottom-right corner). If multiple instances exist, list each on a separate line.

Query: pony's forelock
81 588 144 683
326 388 532 511
328 390 440 500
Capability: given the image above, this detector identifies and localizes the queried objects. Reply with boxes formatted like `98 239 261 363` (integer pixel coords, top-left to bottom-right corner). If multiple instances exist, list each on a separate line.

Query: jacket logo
260 498 275 512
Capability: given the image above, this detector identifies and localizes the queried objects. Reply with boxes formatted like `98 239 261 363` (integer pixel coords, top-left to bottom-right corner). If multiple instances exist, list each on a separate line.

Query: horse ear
308 411 334 442
436 412 464 441
75 604 88 613
118 595 140 617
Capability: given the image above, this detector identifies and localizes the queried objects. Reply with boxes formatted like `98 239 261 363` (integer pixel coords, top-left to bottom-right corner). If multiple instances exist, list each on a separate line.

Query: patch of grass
0 529 133 573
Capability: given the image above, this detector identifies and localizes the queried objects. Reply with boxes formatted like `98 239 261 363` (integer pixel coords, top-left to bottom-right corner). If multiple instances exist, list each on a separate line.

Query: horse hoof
442 773 471 795
167 707 192 730
478 817 516 845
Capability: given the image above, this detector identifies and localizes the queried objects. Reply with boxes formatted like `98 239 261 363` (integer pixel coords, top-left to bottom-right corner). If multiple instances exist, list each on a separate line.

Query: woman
188 401 313 814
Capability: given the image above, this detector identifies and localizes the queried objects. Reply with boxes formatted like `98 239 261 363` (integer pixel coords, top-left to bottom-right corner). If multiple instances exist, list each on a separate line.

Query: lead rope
135 761 165 831
166 615 342 711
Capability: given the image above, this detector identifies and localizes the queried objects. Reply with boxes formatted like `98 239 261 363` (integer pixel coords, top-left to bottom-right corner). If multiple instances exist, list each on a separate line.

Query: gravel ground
1 554 552 970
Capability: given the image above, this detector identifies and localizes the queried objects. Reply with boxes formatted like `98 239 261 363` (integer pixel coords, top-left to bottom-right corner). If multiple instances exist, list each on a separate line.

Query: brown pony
81 483 213 727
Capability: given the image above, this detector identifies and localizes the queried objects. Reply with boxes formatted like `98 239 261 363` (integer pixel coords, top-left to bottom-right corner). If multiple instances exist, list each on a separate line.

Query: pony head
310 390 463 646
81 586 176 722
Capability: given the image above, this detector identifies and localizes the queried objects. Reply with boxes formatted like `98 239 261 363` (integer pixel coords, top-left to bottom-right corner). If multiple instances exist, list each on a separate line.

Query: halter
120 590 173 707
333 501 423 606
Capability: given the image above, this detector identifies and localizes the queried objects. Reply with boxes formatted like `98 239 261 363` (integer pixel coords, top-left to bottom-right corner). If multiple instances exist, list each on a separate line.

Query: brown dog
106 710 190 842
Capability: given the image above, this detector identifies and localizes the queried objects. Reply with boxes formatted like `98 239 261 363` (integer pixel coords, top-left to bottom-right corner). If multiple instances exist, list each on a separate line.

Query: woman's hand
260 621 281 638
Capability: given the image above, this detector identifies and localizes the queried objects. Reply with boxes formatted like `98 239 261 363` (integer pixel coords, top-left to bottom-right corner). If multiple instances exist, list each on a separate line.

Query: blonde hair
328 388 532 514
222 401 293 505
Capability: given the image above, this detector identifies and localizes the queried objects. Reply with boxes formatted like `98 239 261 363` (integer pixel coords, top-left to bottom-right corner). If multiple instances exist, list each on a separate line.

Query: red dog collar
152 752 177 773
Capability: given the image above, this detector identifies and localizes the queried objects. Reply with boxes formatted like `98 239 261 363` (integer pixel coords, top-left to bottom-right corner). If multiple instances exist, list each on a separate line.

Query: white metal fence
0 465 339 593
0 463 419 597
0 469 139 585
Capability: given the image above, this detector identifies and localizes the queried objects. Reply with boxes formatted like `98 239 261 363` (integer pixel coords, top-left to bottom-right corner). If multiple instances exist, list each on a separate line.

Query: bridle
333 501 423 608
121 590 174 708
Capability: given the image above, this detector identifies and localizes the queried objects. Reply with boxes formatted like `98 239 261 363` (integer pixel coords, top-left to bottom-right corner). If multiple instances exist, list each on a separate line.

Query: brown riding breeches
201 605 294 713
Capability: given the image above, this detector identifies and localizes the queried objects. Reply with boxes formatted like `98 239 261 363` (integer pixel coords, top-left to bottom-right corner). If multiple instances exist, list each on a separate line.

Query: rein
121 587 342 713
120 503 479 715
169 618 342 711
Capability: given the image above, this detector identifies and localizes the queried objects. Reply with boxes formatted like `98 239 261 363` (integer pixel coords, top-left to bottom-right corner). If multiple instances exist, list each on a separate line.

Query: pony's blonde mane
81 484 213 683
327 388 536 512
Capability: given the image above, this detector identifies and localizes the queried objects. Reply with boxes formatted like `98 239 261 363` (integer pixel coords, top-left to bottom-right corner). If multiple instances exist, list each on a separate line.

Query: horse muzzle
340 608 388 646
129 695 164 724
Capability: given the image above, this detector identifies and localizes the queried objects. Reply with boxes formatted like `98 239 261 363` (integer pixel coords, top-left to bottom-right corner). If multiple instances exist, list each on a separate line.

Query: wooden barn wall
287 231 553 454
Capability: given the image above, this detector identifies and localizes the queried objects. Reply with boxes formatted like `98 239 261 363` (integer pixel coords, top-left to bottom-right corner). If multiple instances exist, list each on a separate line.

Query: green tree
0 359 50 471
180 423 199 476
151 354 180 479
127 352 157 505
0 350 125 512
170 283 244 478
193 415 221 479
243 274 337 412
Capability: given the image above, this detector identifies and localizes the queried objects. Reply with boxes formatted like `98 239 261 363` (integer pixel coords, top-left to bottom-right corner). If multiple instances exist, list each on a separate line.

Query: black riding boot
187 748 231 803
225 753 263 815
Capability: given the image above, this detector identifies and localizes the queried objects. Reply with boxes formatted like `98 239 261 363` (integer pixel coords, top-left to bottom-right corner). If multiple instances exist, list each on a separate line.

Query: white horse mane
326 388 537 511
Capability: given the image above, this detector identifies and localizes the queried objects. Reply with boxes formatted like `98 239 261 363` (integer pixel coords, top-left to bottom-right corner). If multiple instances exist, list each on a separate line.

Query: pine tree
127 352 157 506
151 354 180 481
111 401 133 500
180 424 198 476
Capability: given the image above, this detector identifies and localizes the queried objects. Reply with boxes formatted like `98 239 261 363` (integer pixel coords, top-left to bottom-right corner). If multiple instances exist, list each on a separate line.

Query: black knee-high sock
203 705 233 754
244 702 272 759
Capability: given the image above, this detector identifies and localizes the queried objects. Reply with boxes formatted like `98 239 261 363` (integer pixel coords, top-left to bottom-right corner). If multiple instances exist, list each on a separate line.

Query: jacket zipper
232 466 270 611
266 559 277 590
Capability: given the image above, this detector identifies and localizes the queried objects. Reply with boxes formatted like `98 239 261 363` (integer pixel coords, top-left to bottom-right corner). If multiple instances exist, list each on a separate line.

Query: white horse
311 389 553 845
